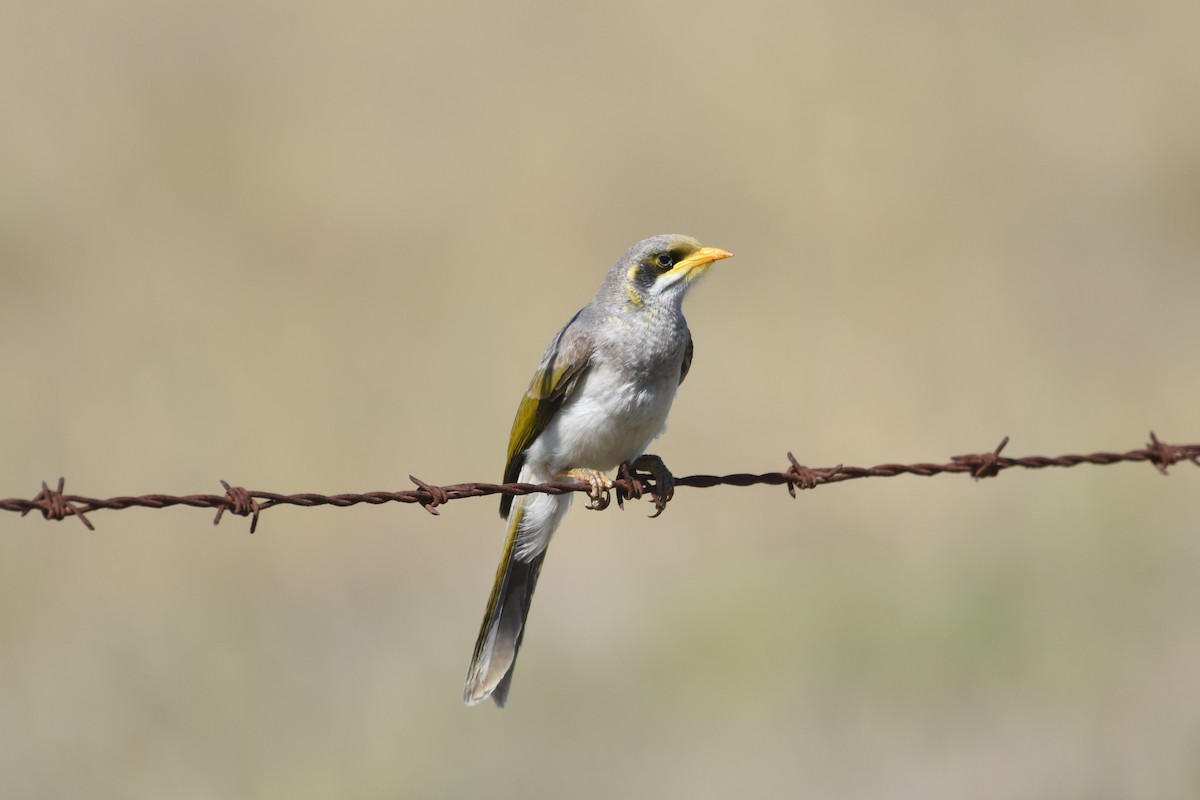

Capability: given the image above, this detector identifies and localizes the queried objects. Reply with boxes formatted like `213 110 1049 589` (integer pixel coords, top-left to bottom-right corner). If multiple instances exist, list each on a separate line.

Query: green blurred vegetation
2 0 1199 797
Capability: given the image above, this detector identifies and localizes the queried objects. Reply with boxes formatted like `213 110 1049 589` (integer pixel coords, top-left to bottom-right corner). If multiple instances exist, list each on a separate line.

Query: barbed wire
3 432 1196 533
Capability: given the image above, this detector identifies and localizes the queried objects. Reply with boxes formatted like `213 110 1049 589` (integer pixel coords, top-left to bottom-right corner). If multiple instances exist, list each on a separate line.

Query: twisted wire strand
3 432 1195 533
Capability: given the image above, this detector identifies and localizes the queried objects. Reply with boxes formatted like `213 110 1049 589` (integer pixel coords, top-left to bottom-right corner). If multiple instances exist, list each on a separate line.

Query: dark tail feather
484 553 544 707
463 512 545 707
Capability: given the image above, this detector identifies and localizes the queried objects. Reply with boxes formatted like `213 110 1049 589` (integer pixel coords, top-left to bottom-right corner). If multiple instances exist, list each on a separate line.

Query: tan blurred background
3 0 1199 797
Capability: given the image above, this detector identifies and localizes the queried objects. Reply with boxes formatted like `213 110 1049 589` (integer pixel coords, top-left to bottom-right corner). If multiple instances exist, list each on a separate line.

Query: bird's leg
563 468 613 511
627 454 675 518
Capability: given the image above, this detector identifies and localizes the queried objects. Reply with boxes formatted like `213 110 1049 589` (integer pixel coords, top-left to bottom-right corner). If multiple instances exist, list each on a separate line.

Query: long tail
463 503 547 707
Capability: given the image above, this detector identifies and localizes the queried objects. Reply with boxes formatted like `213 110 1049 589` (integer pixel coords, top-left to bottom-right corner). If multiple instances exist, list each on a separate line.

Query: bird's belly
526 365 678 477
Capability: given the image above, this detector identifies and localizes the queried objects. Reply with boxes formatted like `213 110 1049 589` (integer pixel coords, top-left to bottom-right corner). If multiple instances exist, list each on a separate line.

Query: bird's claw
566 468 613 511
627 454 676 517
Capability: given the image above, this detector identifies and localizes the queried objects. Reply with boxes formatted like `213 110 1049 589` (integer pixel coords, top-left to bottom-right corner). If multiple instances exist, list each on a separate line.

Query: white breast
522 359 680 480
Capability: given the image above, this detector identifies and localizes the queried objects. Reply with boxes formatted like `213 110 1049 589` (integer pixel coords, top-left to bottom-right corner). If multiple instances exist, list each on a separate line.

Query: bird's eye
655 254 674 269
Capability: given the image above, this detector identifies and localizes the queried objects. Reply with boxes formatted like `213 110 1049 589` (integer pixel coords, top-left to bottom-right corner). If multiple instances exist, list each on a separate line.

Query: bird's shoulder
679 334 694 385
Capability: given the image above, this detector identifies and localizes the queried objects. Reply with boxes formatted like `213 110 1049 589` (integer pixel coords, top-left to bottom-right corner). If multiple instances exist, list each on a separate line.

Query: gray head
595 234 733 312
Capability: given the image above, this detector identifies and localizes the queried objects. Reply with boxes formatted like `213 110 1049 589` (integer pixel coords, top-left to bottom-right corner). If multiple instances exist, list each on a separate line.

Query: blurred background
3 0 1199 797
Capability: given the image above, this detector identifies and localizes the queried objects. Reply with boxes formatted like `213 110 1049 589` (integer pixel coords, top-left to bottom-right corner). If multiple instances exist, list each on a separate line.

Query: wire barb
19 477 94 530
409 475 449 516
951 435 1010 479
614 462 642 510
1146 430 1197 475
4 432 1197 531
214 480 262 533
785 452 822 496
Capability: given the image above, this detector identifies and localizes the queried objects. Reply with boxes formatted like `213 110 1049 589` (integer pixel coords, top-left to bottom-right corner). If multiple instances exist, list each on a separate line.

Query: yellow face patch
626 283 644 307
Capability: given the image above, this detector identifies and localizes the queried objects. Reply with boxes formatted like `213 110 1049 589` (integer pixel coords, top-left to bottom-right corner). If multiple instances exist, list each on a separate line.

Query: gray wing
500 310 594 517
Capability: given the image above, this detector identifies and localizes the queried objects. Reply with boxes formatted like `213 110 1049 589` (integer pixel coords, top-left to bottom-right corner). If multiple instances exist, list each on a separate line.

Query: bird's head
600 234 733 312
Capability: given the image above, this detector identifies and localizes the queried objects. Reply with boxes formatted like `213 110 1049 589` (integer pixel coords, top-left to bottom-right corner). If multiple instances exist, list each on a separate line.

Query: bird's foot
623 454 675 518
564 468 613 511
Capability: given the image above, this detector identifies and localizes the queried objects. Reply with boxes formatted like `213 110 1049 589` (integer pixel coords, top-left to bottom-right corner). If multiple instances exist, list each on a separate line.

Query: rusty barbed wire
3 432 1196 533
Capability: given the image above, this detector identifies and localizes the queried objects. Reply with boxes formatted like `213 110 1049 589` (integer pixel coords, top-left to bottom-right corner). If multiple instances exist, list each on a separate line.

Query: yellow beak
665 246 734 281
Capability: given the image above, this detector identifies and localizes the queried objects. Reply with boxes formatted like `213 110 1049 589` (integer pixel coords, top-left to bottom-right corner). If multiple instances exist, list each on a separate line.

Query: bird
463 233 733 707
